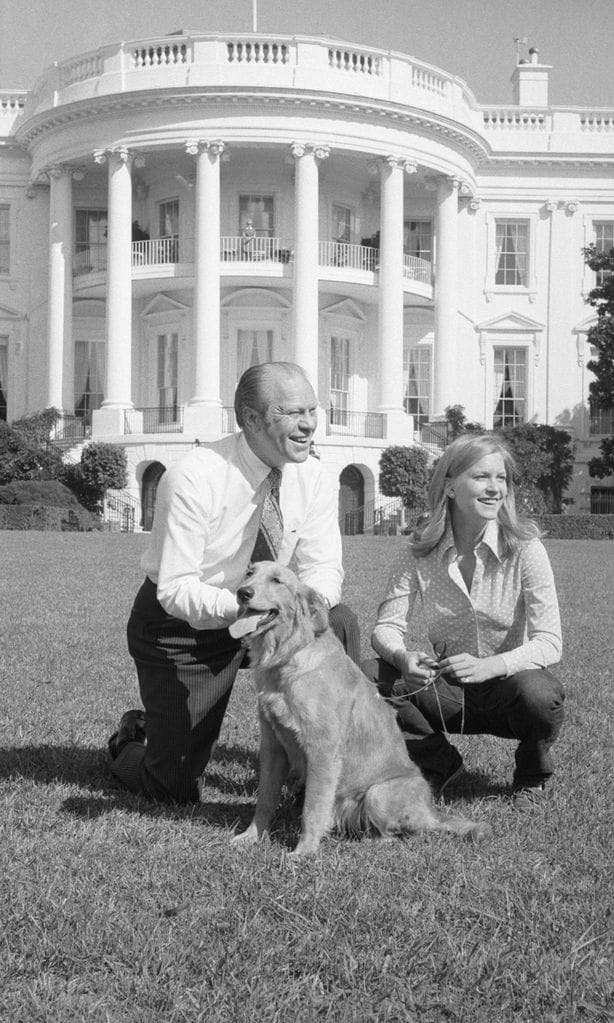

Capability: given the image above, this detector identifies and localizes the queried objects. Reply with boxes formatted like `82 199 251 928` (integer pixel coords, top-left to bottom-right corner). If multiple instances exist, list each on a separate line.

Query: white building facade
0 33 613 527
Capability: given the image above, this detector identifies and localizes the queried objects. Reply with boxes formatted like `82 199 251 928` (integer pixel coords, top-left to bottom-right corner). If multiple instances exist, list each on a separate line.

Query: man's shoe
108 709 146 760
421 747 464 797
512 784 546 811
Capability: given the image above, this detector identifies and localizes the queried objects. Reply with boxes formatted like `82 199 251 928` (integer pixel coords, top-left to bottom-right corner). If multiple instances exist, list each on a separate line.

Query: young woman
362 433 565 810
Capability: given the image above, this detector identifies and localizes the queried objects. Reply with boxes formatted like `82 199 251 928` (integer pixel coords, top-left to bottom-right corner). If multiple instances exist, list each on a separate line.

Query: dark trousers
111 577 360 803
361 657 565 788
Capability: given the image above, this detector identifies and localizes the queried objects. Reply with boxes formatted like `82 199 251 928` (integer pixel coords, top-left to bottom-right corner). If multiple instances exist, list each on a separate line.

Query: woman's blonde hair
410 433 542 558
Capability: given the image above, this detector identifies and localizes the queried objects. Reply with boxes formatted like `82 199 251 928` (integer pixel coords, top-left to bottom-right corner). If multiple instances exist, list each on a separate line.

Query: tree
379 445 430 511
0 410 64 485
583 243 614 479
498 423 574 514
444 405 484 439
64 442 128 513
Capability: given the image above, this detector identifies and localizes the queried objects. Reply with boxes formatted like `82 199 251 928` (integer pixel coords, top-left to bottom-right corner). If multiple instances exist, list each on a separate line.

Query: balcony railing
417 421 451 450
72 237 433 286
319 241 378 271
49 412 92 443
589 408 614 436
221 236 292 263
403 254 432 284
124 406 184 433
326 409 386 439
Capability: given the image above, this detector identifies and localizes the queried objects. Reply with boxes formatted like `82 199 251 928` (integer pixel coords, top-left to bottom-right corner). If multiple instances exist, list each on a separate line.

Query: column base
92 406 131 437
183 402 223 439
379 408 414 445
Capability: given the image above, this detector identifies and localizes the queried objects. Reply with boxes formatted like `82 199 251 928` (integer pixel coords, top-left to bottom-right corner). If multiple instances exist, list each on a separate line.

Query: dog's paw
230 823 260 847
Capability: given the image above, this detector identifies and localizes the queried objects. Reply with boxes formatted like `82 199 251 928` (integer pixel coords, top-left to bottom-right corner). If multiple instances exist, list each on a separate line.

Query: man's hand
437 652 506 685
391 650 439 695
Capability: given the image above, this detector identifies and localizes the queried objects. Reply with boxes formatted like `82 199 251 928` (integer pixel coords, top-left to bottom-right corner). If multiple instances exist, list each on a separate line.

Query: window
591 487 614 514
75 209 108 274
493 348 526 428
404 220 432 262
239 195 274 237
0 336 7 419
74 341 105 415
158 199 179 262
495 220 529 286
330 336 350 425
237 329 273 378
332 203 354 243
0 206 9 275
403 346 431 427
157 333 178 424
594 222 614 285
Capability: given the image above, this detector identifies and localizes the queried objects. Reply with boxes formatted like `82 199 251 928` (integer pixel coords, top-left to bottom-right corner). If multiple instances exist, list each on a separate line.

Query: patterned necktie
250 468 284 562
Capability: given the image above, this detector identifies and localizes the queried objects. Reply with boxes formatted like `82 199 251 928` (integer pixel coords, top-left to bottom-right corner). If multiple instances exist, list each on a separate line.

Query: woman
362 433 564 811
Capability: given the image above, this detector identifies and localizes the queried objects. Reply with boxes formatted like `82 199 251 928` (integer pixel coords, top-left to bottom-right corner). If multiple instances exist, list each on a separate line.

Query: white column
47 166 73 411
432 176 460 418
291 142 329 390
377 156 413 441
184 139 224 437
93 147 134 434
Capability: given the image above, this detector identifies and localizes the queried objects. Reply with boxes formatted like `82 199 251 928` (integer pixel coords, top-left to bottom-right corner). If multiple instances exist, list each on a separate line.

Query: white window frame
482 334 534 429
484 212 538 301
403 342 432 427
329 334 351 426
238 194 276 238
404 219 433 262
331 202 356 244
0 204 10 277
140 300 188 408
0 334 8 420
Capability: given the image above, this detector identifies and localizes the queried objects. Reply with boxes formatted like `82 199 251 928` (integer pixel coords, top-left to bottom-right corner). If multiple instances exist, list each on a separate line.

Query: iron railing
221 236 293 263
319 241 378 271
49 412 92 443
402 253 432 284
417 421 450 450
589 408 614 436
103 489 140 532
590 487 614 514
124 406 184 434
326 409 386 439
341 496 406 536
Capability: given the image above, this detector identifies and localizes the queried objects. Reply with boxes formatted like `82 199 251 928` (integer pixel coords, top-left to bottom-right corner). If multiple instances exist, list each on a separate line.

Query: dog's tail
357 776 491 843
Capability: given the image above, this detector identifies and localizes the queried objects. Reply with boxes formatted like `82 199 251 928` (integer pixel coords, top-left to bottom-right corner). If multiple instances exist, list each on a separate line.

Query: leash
384 651 466 738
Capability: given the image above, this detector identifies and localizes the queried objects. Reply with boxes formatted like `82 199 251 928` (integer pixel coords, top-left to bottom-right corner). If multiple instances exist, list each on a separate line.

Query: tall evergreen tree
583 243 614 479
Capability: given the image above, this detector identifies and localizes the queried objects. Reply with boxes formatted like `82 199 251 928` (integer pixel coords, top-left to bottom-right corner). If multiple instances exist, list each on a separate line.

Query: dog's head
229 561 330 667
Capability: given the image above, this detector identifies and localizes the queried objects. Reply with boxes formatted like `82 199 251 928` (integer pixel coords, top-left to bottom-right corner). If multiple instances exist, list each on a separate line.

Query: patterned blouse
371 520 562 677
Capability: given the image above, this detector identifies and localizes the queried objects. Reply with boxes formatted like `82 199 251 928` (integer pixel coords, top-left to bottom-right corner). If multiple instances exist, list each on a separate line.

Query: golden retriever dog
229 561 491 856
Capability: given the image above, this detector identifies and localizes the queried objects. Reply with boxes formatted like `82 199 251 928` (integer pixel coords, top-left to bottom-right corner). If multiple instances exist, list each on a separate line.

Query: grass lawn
1 532 613 1022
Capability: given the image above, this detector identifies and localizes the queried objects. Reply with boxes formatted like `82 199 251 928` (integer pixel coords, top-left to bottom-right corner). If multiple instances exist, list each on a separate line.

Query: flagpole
252 0 257 32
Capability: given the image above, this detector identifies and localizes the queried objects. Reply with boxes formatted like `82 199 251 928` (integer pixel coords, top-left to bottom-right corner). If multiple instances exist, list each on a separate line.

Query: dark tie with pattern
250 468 284 562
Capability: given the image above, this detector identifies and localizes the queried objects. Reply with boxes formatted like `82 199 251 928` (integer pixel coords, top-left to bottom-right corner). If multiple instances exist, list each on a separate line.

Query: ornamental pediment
475 310 545 333
141 294 190 318
321 298 366 323
0 302 22 320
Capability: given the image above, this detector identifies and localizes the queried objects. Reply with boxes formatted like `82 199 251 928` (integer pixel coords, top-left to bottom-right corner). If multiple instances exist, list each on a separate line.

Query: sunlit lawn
0 532 612 1022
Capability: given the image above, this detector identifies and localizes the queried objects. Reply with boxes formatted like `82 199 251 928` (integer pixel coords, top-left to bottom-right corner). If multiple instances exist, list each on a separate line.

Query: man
108 361 359 803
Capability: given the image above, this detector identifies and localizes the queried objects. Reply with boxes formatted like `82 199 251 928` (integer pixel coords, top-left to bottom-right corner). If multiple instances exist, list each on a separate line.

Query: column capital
382 155 418 174
46 164 72 181
185 138 225 157
543 199 558 214
93 147 144 167
290 141 330 161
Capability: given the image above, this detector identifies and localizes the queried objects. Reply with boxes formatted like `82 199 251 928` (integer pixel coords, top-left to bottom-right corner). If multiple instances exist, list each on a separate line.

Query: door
339 466 364 535
141 461 166 531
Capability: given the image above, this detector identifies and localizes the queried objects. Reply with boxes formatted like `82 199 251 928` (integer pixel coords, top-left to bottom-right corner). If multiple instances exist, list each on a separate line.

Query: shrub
64 442 128 513
0 479 83 507
536 514 614 539
379 446 430 511
0 419 64 484
0 503 101 531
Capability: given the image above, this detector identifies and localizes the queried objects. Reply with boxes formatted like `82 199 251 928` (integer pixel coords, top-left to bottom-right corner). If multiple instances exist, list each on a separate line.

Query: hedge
0 504 101 532
536 514 614 539
0 480 82 508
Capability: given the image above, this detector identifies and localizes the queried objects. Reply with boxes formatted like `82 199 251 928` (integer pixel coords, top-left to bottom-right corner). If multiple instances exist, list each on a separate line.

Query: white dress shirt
372 520 562 677
141 432 343 629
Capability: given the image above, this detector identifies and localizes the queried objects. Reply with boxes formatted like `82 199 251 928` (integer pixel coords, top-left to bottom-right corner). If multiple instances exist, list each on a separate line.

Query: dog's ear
296 584 330 636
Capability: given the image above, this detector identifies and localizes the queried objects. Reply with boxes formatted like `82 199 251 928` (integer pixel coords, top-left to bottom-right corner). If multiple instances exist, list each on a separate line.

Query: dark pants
361 657 565 788
111 577 360 803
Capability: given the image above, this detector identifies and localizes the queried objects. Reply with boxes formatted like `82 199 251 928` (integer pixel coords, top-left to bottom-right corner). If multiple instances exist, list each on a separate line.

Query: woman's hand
391 650 438 694
437 652 506 685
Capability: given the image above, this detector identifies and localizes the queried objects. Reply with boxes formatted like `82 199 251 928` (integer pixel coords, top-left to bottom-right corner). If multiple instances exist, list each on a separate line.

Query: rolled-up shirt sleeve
371 557 420 664
290 467 343 607
498 540 562 676
152 466 239 629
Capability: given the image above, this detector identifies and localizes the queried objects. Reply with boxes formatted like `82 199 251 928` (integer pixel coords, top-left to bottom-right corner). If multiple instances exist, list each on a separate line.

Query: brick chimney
511 47 551 107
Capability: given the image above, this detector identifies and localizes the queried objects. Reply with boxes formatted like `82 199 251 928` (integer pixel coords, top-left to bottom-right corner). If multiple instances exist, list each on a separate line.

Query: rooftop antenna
514 36 529 64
